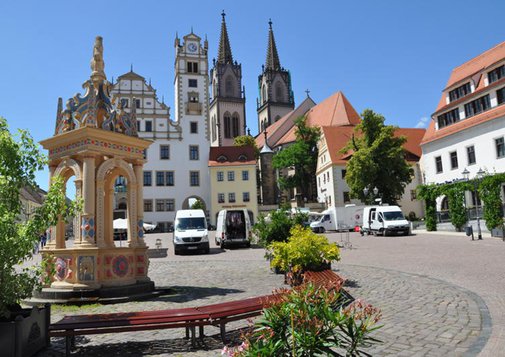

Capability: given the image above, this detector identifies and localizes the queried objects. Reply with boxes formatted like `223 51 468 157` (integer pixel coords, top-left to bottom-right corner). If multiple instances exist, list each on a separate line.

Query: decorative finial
90 36 106 82
221 10 226 20
130 63 133 72
191 26 193 34
268 19 272 29
305 89 310 97
111 76 114 85
247 128 251 136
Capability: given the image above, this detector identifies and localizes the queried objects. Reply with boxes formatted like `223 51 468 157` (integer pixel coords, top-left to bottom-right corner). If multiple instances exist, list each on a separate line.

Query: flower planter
0 305 50 357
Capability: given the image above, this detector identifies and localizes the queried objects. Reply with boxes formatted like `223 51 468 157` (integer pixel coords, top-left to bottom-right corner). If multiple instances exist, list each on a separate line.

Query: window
160 145 170 160
243 192 250 202
135 99 141 109
497 87 505 105
155 171 174 186
211 116 217 141
190 171 200 186
190 122 198 133
189 145 199 160
143 149 147 160
410 190 417 201
467 146 476 165
232 115 240 137
188 92 199 103
144 200 153 212
450 151 458 170
341 170 346 179
145 120 152 132
228 171 235 181
143 171 152 186
496 137 505 158
224 113 231 138
437 108 460 129
488 65 505 84
435 156 443 173
120 98 129 108
155 199 175 212
218 193 225 203
343 192 350 203
242 170 249 181
471 191 482 207
228 193 236 203
187 61 199 73
188 79 197 88
449 82 471 102
137 120 141 132
217 171 224 181
464 94 491 118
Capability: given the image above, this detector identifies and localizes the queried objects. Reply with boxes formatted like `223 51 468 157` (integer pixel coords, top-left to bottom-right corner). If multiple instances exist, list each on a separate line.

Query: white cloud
415 116 429 128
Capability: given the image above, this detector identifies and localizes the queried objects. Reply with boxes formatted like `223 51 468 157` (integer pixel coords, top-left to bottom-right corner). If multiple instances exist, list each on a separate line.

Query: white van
215 209 251 248
361 205 410 236
173 209 209 254
310 205 365 233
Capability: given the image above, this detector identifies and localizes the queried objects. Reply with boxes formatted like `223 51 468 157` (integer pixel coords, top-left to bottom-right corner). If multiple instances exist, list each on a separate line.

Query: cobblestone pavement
33 231 500 356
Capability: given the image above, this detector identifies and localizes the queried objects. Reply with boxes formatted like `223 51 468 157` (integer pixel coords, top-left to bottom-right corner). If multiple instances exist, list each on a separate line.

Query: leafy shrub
267 225 340 274
253 210 308 246
222 283 382 356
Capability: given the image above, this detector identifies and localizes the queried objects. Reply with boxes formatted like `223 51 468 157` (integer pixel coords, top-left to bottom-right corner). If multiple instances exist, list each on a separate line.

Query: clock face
188 43 197 53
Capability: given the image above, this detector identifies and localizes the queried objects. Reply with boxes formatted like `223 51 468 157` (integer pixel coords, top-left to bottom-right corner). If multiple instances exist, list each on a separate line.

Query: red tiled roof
322 126 425 166
209 146 256 167
422 104 505 145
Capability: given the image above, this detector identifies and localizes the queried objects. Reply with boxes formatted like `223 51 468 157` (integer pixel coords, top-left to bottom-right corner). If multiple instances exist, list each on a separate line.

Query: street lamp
462 167 485 240
363 186 380 205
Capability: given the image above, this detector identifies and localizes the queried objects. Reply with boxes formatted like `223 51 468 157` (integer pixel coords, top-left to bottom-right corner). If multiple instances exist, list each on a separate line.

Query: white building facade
111 32 211 231
420 41 505 210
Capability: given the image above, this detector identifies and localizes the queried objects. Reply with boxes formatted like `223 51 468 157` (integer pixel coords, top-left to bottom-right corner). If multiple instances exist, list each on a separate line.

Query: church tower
209 11 246 147
257 20 294 132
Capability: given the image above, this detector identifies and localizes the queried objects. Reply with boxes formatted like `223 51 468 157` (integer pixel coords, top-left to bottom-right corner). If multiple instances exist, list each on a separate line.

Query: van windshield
176 217 206 230
383 211 405 221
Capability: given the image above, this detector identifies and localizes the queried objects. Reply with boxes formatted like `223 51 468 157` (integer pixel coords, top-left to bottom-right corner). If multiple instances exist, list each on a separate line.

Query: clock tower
209 11 246 147
257 20 294 132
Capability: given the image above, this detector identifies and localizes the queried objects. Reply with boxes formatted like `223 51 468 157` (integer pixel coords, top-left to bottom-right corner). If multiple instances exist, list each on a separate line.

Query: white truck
310 205 365 233
173 209 210 254
215 209 252 249
360 205 410 236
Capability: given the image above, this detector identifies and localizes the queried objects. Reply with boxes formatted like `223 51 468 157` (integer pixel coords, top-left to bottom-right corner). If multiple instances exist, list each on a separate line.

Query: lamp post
363 186 380 205
462 168 473 240
462 167 485 240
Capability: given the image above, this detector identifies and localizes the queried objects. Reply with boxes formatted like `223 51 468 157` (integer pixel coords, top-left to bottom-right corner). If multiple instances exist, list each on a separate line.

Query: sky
1 0 504 190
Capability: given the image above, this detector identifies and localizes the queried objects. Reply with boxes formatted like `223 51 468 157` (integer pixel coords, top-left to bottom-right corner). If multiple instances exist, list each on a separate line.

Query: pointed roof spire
260 130 273 154
217 10 233 64
265 19 281 71
90 36 106 83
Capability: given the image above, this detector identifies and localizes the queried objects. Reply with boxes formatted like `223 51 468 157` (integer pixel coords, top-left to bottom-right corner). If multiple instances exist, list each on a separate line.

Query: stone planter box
0 305 50 357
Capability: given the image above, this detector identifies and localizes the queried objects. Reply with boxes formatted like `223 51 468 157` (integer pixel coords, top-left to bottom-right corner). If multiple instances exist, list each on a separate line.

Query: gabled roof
255 96 316 148
275 91 361 146
321 126 425 167
444 41 505 91
117 70 146 81
209 146 256 167
422 104 505 145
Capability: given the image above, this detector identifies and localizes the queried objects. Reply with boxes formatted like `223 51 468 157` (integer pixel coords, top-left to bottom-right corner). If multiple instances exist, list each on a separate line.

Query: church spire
217 10 233 64
265 19 281 70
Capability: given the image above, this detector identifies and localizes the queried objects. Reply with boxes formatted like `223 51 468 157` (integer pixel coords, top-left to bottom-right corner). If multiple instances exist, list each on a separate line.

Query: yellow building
209 146 258 225
19 186 46 222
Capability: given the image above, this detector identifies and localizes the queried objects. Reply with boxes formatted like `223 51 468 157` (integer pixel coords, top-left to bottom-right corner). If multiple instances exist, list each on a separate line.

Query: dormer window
238 154 247 161
449 82 471 102
437 108 460 129
488 65 505 84
217 155 228 162
464 94 491 118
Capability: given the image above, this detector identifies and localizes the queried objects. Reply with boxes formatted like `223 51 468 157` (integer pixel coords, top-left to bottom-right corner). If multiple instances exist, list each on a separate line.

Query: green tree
445 183 469 231
272 116 320 200
234 135 260 159
343 109 414 205
190 199 205 210
0 117 75 318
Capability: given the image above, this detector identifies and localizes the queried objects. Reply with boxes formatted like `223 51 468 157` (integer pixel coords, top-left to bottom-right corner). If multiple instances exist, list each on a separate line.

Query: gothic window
211 116 217 142
262 84 267 104
275 82 284 102
224 112 231 138
225 75 234 97
232 113 240 137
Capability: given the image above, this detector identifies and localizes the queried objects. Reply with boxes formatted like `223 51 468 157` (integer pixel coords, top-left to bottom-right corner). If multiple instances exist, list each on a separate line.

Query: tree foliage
417 184 440 231
272 116 320 200
234 135 260 159
343 109 414 205
445 183 470 231
0 117 75 319
190 199 205 210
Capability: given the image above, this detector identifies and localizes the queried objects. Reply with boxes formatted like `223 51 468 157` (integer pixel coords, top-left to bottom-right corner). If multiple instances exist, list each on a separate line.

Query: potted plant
267 225 341 286
0 117 75 356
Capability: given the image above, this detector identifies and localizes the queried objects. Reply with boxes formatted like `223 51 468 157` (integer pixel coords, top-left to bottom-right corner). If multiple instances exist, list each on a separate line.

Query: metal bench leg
185 326 190 339
190 326 196 347
220 323 226 343
65 336 71 357
199 325 204 340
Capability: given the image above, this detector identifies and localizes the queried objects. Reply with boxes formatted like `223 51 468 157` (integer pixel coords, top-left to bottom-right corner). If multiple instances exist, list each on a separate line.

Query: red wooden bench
302 269 354 305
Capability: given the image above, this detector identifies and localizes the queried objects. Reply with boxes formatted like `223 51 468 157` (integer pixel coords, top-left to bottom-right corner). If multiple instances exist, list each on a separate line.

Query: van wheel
174 248 180 255
221 242 226 250
245 241 251 248
319 227 325 233
382 230 387 237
